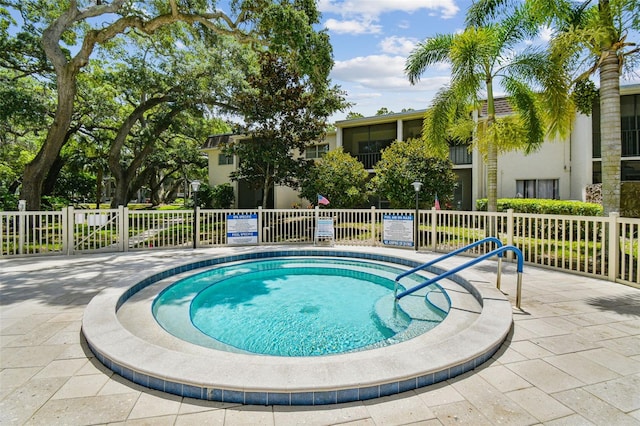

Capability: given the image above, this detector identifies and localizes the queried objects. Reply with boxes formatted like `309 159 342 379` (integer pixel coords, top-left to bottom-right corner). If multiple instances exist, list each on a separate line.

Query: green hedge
476 198 603 216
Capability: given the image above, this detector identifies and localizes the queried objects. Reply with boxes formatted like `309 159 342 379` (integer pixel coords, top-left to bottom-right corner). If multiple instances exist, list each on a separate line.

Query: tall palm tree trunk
486 79 498 213
599 50 621 215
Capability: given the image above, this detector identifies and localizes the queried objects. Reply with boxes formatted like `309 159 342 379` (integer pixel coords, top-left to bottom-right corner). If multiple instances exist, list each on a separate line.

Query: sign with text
383 214 414 247
315 218 334 239
227 213 258 245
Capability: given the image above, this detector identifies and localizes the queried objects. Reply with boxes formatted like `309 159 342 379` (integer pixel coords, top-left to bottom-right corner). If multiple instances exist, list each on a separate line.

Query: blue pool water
152 257 449 357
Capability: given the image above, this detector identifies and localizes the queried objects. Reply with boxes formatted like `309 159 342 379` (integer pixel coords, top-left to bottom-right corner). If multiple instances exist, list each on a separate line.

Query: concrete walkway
1 248 639 425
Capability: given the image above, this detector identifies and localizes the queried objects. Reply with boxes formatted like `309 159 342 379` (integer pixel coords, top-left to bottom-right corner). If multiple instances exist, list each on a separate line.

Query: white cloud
331 55 450 91
325 18 382 34
349 92 383 101
379 36 419 56
319 0 459 19
538 26 553 42
320 0 459 36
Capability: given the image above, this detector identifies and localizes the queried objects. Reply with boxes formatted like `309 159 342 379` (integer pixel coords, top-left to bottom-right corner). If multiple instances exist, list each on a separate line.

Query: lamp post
191 180 201 249
412 181 422 251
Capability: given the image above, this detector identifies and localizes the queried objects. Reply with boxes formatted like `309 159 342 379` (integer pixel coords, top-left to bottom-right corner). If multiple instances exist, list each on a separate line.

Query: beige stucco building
202 84 640 209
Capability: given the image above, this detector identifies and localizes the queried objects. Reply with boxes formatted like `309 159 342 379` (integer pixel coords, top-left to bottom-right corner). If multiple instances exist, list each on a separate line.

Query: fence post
67 206 75 255
506 209 514 261
194 206 200 249
370 206 376 245
17 212 25 255
119 206 127 252
61 207 68 255
607 212 619 282
257 207 263 245
431 207 437 252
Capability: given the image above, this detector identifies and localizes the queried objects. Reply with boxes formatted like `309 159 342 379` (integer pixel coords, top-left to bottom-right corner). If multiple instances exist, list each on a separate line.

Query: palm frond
501 76 544 153
405 34 454 84
466 0 515 27
421 86 459 157
494 5 540 48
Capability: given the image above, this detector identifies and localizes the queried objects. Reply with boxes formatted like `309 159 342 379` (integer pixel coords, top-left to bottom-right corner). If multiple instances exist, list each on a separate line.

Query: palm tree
468 0 639 215
406 7 572 212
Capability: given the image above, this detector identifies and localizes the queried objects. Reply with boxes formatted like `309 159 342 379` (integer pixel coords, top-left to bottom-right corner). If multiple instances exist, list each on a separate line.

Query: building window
621 94 640 157
593 93 640 158
402 119 423 140
218 154 233 165
305 144 329 159
343 122 396 169
622 160 640 181
592 161 602 184
449 141 472 165
516 179 559 199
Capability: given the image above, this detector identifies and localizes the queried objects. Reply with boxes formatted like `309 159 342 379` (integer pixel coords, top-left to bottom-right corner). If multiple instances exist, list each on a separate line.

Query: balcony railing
449 145 472 165
354 152 382 169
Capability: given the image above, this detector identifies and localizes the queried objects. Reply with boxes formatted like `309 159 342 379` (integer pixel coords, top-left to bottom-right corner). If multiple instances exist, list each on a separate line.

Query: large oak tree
4 0 334 209
223 51 346 208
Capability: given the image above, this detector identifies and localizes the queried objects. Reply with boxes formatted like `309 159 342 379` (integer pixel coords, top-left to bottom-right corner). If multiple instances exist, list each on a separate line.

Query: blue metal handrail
395 237 504 282
396 245 525 309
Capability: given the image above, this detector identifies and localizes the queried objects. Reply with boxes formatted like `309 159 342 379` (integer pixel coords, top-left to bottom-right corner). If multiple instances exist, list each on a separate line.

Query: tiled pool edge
85 339 504 405
82 248 513 406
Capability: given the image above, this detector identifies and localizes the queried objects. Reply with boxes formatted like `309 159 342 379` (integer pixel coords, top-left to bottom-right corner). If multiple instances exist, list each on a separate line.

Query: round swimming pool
82 248 513 405
152 258 449 356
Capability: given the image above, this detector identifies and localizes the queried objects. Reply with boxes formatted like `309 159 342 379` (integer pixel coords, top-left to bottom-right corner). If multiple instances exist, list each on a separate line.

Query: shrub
197 183 235 209
476 198 604 240
476 198 603 216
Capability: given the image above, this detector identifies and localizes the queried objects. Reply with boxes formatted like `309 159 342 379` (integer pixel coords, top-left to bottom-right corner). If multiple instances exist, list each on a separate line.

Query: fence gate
69 207 124 254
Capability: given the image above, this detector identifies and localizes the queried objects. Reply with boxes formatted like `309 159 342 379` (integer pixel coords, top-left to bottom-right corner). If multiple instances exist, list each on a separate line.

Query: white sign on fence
383 214 414 247
227 213 259 244
314 217 334 245
88 214 108 227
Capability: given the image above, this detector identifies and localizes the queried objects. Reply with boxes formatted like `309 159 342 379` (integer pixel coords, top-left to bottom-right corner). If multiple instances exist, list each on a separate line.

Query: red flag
317 194 330 205
434 194 441 210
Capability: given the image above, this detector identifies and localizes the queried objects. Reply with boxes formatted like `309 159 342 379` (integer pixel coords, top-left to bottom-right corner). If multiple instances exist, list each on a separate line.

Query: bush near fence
476 199 605 241
476 198 603 216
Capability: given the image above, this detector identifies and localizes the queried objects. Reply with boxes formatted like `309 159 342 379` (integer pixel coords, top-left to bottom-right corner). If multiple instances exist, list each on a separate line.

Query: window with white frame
516 179 559 199
305 143 329 159
218 153 233 165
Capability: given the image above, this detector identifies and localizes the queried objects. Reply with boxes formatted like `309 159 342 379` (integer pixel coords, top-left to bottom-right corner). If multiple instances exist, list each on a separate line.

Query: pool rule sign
226 213 259 245
383 214 414 247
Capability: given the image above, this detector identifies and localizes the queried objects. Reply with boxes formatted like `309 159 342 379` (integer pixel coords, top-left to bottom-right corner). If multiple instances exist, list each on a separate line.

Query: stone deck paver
1 248 639 425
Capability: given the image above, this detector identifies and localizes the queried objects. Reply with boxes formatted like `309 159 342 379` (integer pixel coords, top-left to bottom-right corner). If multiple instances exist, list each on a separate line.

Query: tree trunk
42 155 66 196
95 168 103 207
111 173 129 208
599 50 621 215
107 100 174 208
21 68 77 210
485 78 498 213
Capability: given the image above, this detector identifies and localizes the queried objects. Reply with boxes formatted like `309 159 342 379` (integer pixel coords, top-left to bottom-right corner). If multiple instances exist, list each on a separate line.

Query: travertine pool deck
1 246 639 425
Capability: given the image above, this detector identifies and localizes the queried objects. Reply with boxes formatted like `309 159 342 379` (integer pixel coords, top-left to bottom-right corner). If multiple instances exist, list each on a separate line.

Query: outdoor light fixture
191 180 201 249
412 181 422 251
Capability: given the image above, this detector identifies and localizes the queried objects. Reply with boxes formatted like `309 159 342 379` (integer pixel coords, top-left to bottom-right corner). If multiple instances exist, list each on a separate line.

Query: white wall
570 113 594 201
275 186 308 209
206 148 235 186
496 136 571 199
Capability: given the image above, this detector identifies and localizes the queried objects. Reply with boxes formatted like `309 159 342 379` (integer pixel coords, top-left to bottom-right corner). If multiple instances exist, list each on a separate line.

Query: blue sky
319 0 473 121
318 0 639 122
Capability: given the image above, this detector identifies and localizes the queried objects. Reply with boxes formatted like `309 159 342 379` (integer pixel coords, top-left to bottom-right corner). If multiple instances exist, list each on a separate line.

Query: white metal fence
1 206 638 286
